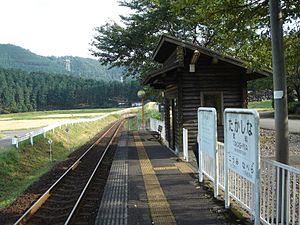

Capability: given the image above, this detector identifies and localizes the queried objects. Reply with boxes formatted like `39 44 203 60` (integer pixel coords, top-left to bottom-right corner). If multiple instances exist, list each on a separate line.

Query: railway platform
96 130 238 225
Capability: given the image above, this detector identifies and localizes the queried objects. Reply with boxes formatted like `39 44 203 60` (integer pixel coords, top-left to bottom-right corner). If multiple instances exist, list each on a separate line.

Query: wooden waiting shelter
143 35 271 153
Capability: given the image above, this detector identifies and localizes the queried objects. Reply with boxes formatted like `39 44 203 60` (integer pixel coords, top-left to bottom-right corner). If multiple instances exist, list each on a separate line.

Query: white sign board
197 107 218 197
48 139 53 145
198 107 217 158
224 109 260 183
12 138 17 145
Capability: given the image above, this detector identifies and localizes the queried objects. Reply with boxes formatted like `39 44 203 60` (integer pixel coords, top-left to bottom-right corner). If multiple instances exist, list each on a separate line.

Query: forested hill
0 68 140 113
0 44 123 81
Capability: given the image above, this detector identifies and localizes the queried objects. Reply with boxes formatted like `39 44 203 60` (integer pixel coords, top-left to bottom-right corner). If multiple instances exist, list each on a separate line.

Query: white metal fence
216 142 255 213
260 159 300 225
12 108 134 148
148 117 300 225
183 128 189 162
205 142 300 225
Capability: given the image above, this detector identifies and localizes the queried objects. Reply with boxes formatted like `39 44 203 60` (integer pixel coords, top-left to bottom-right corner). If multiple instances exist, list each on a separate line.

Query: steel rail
64 120 124 224
14 120 121 225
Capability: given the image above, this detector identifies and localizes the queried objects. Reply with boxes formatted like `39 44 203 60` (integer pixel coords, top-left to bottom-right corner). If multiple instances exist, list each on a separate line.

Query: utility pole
269 0 289 165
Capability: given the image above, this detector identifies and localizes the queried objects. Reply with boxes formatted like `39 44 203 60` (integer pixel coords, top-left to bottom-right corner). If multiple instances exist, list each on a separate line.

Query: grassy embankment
0 108 135 209
248 100 273 111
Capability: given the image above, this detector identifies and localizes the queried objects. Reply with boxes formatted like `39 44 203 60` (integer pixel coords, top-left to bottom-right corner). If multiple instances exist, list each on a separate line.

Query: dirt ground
260 128 300 167
260 128 300 157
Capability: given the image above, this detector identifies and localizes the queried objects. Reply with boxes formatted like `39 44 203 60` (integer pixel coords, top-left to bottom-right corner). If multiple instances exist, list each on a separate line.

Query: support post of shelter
142 96 144 130
164 98 170 145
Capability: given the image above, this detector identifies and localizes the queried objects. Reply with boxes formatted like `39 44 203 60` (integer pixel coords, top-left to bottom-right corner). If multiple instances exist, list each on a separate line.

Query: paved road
0 138 11 148
0 130 34 148
260 118 300 133
259 112 300 133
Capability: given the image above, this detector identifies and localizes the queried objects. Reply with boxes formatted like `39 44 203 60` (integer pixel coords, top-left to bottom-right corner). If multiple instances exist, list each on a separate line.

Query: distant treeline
0 68 141 113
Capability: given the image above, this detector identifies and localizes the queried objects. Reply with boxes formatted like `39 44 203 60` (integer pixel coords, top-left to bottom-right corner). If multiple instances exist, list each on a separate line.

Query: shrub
288 101 300 114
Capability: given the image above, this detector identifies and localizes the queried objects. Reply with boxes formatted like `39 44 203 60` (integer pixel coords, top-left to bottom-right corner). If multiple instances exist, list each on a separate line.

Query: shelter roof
143 35 271 86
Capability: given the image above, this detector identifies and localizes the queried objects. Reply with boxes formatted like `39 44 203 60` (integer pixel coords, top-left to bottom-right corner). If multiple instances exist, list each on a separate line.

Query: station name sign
225 109 260 183
198 107 217 158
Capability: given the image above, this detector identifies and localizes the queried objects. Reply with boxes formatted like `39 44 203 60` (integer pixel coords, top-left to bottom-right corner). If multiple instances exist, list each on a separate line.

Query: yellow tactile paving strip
175 162 194 174
153 166 178 171
134 132 177 225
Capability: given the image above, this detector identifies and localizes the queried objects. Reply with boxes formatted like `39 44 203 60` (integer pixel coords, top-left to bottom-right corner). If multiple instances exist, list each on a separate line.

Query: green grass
248 100 273 110
0 134 5 139
127 102 162 130
144 103 161 120
0 113 123 209
0 108 123 120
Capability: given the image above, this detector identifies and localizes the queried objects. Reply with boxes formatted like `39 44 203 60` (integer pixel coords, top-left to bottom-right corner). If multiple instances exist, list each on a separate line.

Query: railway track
14 120 124 225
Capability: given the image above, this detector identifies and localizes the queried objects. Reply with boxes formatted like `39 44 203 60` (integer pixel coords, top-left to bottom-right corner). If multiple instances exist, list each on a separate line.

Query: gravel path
260 128 300 158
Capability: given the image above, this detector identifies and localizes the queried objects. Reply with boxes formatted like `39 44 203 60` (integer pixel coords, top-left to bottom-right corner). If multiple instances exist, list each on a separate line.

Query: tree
91 0 300 96
90 0 270 76
90 0 203 79
286 31 300 102
0 68 141 113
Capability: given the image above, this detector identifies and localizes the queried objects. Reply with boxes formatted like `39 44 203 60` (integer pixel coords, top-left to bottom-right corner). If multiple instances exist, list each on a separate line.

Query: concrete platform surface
96 130 238 225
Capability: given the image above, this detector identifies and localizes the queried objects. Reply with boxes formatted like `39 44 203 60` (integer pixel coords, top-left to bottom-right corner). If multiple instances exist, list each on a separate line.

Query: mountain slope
0 44 123 81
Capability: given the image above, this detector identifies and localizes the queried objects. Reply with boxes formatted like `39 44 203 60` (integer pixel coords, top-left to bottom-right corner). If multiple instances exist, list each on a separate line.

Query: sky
0 0 130 58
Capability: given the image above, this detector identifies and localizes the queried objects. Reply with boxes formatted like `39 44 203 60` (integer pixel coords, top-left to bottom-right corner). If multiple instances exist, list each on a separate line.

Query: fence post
12 137 18 148
183 128 189 162
198 133 203 182
214 133 218 198
29 132 33 146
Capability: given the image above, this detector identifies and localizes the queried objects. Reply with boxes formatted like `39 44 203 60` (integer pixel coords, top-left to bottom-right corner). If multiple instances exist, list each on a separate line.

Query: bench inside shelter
151 124 163 141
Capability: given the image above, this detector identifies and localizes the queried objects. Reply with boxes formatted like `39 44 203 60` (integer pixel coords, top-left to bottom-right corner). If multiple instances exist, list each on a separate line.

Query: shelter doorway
201 92 223 125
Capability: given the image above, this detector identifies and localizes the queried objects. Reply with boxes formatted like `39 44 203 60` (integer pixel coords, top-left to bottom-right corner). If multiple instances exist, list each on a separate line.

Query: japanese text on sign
198 108 216 158
225 110 259 183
